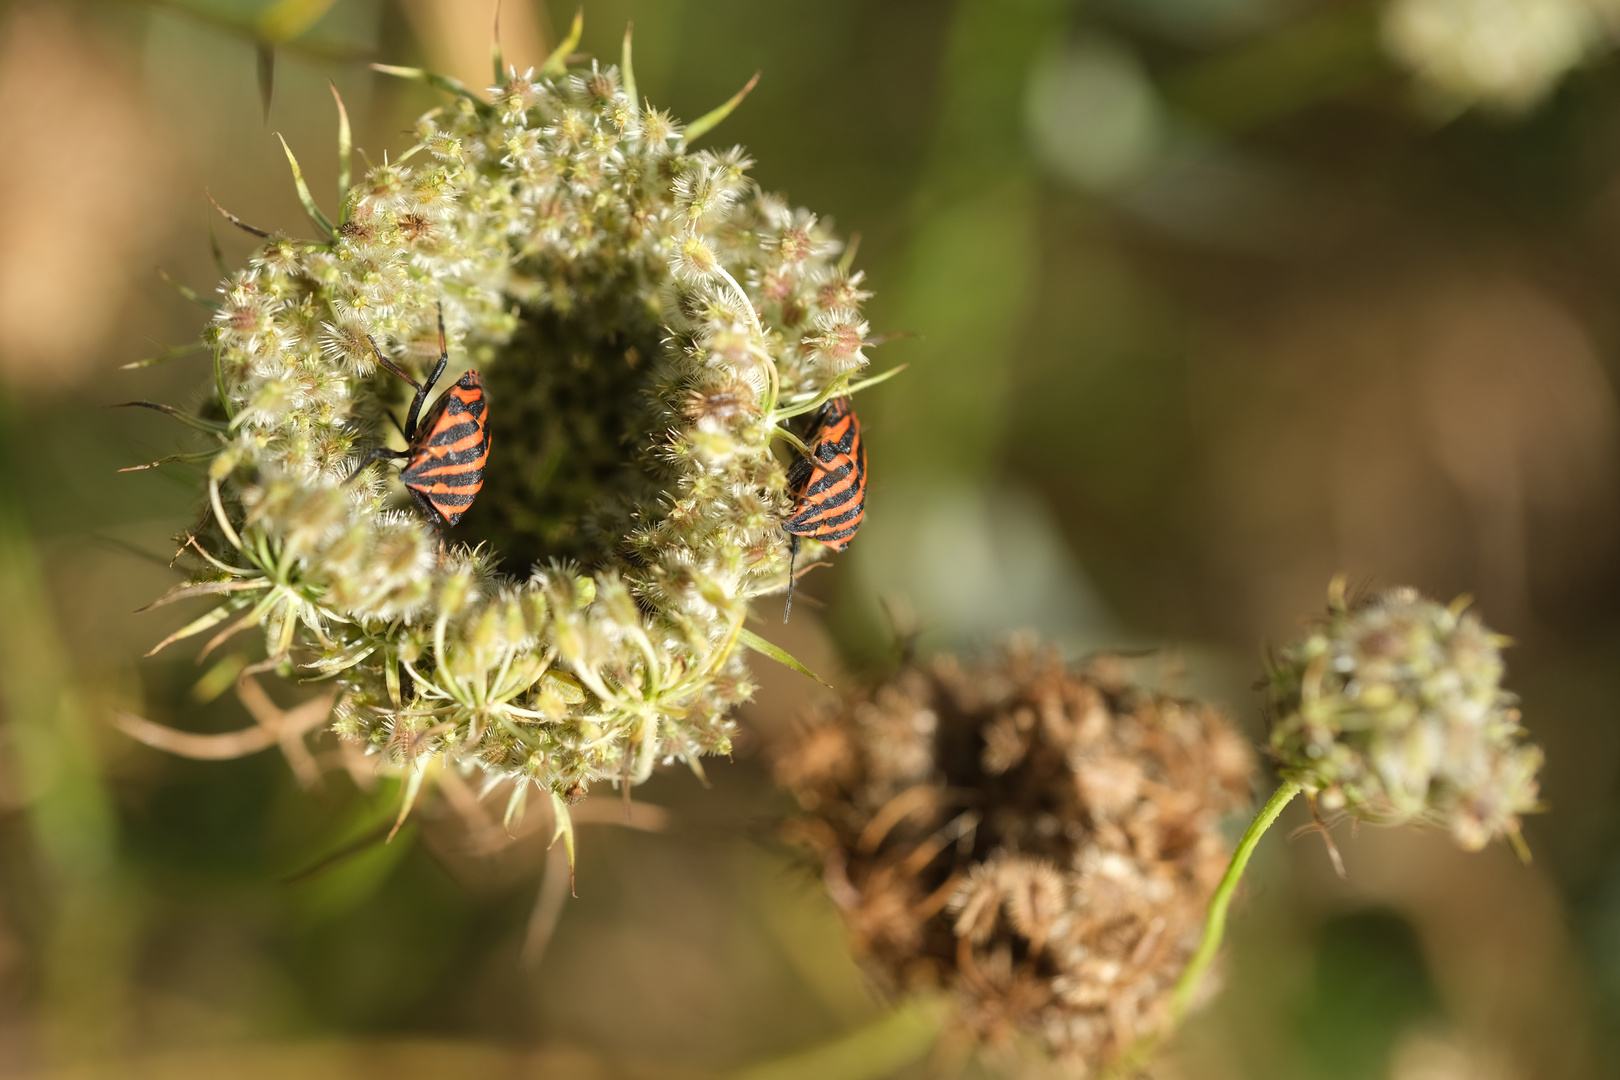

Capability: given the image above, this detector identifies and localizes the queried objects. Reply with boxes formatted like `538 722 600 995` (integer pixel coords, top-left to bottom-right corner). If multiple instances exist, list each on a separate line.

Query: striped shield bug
782 395 866 620
347 309 491 528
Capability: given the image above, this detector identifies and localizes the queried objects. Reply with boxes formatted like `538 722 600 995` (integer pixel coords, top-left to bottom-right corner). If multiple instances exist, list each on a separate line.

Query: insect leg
404 306 451 439
366 333 423 390
409 487 450 533
344 446 410 484
783 533 801 623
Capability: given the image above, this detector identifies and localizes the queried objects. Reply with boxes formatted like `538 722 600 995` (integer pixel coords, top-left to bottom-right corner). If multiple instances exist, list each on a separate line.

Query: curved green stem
1172 779 1301 1019
726 995 949 1080
1101 779 1301 1080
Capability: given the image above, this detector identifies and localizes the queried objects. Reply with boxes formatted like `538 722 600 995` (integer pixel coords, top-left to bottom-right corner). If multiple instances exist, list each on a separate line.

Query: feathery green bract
621 23 637 107
542 8 583 76
685 71 762 143
329 82 351 221
738 628 831 688
276 134 335 238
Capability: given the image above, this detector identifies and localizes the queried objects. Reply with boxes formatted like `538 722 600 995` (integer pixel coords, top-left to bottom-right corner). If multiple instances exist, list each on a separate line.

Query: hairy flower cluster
1382 0 1619 113
145 47 876 826
1266 583 1543 850
776 643 1255 1070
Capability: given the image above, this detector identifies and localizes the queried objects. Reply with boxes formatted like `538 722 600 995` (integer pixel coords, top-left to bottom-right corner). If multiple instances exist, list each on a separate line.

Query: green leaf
329 81 351 222
387 757 428 842
158 268 220 310
208 224 228 276
143 603 237 658
256 42 275 121
111 400 227 435
370 63 493 115
138 579 268 611
504 780 529 833
276 133 336 238
206 190 272 238
549 789 577 885
117 451 216 474
491 0 505 84
190 652 248 704
620 21 637 106
738 627 832 688
542 8 584 77
774 364 908 422
685 71 761 143
256 0 338 43
121 342 206 370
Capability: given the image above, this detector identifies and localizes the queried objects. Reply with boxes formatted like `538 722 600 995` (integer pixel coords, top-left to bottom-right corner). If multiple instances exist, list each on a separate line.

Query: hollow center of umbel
454 304 669 577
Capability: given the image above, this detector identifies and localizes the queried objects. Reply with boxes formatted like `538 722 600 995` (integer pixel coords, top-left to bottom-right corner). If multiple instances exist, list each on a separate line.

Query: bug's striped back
399 370 490 526
784 396 866 551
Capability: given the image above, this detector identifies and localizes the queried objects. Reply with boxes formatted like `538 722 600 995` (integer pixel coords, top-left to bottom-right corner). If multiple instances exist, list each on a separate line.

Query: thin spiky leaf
371 64 493 115
845 363 907 396
388 758 428 841
256 42 275 121
738 627 832 688
118 451 219 474
276 133 336 238
541 8 583 77
191 652 249 704
838 232 861 274
121 342 206 370
549 789 577 884
257 0 338 42
144 603 236 657
384 647 402 707
621 21 637 107
138 579 269 612
111 401 227 435
684 71 761 143
329 81 351 221
775 364 908 422
159 268 221 310
491 0 505 86
205 190 273 238
504 781 529 833
208 225 228 277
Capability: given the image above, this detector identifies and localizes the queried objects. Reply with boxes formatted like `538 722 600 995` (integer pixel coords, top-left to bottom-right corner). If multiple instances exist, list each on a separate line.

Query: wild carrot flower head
133 28 880 836
776 641 1254 1070
1266 580 1543 850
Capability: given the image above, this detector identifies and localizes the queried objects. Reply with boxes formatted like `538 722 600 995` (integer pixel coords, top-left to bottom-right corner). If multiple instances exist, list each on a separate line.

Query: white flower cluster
1383 0 1619 113
152 49 875 825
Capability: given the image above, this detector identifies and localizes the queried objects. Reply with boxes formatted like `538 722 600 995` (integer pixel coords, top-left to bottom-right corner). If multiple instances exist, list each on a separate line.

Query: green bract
1266 582 1542 850
150 47 876 830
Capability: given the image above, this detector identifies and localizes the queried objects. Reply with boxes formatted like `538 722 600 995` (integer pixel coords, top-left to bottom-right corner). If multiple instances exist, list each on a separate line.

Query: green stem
726 995 949 1080
1101 779 1301 1080
1172 779 1301 1019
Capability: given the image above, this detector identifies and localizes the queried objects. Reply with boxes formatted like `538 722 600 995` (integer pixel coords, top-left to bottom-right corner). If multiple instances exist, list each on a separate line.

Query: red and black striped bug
346 311 491 528
782 395 867 621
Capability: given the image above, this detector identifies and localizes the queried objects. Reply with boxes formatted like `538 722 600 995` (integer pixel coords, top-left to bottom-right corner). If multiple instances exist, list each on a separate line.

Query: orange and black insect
347 311 490 528
783 395 866 620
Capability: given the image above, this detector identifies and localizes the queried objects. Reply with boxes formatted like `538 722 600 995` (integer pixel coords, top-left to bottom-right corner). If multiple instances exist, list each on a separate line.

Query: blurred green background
0 0 1616 1076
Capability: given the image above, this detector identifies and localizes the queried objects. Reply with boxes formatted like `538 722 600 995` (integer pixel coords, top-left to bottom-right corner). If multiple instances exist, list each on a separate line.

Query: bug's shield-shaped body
784 396 866 550
400 371 489 526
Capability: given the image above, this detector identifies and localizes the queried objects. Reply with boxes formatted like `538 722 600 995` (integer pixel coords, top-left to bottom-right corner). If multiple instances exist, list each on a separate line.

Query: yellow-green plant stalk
129 25 886 839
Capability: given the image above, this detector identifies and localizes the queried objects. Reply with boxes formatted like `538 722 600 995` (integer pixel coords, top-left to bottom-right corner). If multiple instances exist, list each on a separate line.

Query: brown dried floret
776 640 1255 1073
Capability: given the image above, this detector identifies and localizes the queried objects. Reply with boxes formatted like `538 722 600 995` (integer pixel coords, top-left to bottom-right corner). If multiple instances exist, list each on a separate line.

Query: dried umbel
135 33 881 831
776 644 1255 1070
1266 583 1543 851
